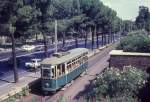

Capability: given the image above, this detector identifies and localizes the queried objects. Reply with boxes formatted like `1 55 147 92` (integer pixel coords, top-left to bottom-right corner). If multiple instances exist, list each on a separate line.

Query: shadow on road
74 79 94 100
29 79 55 97
0 79 13 83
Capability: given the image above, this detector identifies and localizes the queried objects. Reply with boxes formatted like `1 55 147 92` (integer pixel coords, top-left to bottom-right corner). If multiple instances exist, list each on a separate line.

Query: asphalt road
0 35 120 61
18 42 117 102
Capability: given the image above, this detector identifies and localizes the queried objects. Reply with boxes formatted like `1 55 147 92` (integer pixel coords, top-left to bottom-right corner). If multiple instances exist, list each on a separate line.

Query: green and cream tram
41 48 88 92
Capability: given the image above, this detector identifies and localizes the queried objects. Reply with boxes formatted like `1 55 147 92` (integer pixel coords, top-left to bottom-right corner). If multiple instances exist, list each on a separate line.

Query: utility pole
55 20 58 53
77 0 80 14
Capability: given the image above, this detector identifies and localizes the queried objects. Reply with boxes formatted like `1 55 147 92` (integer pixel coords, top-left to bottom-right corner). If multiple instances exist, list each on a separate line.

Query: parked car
21 45 36 52
25 59 41 71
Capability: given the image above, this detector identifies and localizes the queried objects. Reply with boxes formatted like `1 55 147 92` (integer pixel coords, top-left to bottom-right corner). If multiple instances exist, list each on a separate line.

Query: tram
41 48 88 92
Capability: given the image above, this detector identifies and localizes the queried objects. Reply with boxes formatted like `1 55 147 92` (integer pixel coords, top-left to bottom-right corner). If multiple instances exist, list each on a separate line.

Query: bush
7 95 15 102
21 86 30 96
14 92 22 99
88 66 149 101
117 32 150 53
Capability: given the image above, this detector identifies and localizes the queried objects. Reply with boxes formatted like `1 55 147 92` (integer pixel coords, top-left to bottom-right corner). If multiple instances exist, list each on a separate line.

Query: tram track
88 43 117 68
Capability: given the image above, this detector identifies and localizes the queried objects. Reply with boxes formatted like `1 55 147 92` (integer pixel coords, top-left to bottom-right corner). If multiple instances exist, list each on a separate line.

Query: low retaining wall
109 50 150 69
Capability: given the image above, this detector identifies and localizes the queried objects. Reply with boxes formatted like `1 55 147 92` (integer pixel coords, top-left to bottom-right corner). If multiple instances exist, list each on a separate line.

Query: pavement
0 72 40 101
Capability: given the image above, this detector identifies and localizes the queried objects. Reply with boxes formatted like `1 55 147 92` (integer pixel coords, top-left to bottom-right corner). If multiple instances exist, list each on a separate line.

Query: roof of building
41 48 88 65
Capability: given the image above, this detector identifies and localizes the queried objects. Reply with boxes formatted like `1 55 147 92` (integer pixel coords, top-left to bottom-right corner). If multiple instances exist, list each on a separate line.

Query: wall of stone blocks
109 55 150 69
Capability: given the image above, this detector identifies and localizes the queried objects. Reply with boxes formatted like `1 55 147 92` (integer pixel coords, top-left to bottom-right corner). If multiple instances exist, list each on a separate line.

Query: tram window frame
42 68 50 78
62 63 65 75
57 63 66 77
42 67 55 79
67 64 72 71
51 68 55 79
55 66 57 78
57 64 62 77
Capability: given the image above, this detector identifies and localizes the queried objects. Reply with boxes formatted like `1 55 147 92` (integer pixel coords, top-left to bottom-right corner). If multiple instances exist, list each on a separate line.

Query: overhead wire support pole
55 20 58 53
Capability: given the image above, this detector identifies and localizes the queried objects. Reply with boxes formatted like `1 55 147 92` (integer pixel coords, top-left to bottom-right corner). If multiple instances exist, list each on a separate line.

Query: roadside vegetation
117 31 150 53
56 66 149 102
3 86 30 102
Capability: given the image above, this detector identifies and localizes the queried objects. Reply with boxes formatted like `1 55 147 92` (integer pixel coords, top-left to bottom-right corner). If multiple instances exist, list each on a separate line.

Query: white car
25 59 41 69
21 45 36 52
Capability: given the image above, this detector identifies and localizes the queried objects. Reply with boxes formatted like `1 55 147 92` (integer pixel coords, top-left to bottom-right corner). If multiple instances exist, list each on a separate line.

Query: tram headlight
45 83 50 87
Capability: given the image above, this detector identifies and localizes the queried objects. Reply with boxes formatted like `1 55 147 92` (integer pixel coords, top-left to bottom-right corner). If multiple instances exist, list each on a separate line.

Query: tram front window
43 69 50 78
42 68 54 79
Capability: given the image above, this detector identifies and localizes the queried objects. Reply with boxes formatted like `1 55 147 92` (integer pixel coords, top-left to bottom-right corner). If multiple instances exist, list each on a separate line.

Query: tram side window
57 64 62 76
57 64 65 77
72 58 77 69
81 54 87 63
55 66 57 78
67 64 71 71
62 64 65 75
51 68 54 78
85 56 88 62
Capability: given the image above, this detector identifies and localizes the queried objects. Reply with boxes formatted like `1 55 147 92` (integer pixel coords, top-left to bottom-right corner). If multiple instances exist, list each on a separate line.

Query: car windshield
31 60 35 63
31 59 41 63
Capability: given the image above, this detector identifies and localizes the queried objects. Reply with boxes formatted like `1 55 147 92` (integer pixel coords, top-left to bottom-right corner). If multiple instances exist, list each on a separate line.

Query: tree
38 0 51 57
0 0 42 82
136 6 150 31
0 0 22 83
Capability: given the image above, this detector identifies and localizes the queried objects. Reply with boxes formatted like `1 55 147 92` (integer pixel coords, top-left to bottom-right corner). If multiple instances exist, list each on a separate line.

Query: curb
0 86 25 101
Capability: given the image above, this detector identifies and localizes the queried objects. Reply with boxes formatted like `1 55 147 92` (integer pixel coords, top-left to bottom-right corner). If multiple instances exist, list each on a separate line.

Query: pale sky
101 0 150 21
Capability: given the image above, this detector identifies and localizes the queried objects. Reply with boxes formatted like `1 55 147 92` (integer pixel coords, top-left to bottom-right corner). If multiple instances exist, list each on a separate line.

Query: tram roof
41 48 88 65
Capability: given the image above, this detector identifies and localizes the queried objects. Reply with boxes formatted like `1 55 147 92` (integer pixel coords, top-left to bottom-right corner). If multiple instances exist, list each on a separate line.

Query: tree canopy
0 0 123 39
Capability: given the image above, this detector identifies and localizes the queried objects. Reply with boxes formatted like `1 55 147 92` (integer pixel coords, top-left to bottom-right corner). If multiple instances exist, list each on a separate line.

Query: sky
101 0 150 21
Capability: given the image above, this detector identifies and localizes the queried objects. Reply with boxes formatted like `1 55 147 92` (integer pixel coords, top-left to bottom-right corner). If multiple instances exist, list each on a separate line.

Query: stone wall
109 50 150 69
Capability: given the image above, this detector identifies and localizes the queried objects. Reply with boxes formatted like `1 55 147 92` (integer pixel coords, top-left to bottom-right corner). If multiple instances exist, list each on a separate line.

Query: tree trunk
108 28 111 44
95 27 99 49
104 33 106 45
101 33 103 46
75 35 78 48
112 32 114 42
91 28 94 50
35 33 38 43
108 33 110 44
10 33 18 83
42 33 48 57
52 35 55 44
84 31 87 48
110 28 112 43
62 32 65 47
